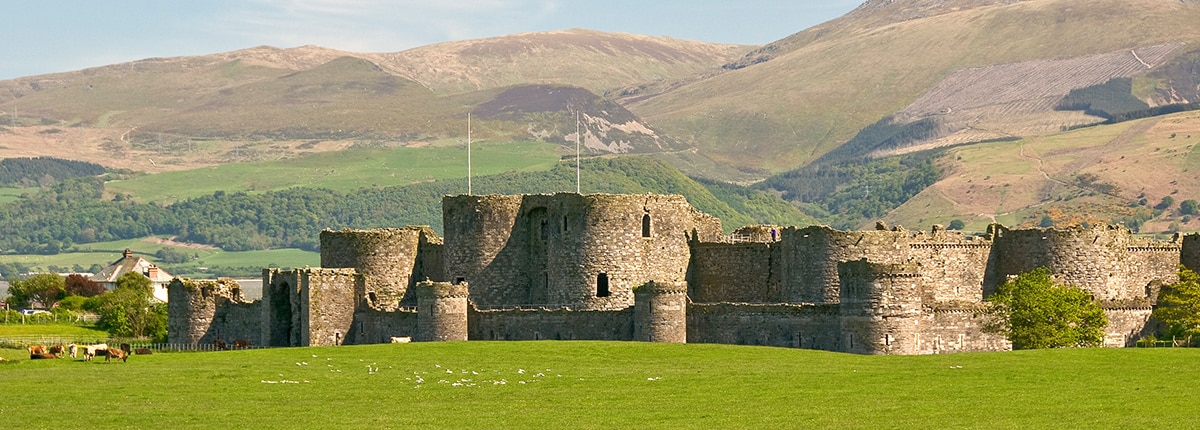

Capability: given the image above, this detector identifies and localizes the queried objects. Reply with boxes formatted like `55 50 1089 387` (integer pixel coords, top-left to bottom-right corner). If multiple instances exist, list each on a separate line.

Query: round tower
320 228 426 306
633 281 688 343
415 281 469 342
838 260 923 355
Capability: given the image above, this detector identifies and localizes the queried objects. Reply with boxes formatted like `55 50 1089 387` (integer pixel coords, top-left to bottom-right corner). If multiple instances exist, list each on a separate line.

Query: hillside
0 31 747 174
884 109 1200 233
623 0 1200 179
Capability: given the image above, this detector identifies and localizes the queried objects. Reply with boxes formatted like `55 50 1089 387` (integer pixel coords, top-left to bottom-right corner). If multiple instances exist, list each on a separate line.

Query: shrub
1153 268 1200 338
982 267 1107 349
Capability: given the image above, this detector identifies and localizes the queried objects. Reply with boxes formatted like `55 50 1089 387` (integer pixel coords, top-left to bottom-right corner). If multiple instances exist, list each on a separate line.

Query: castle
168 193 1199 354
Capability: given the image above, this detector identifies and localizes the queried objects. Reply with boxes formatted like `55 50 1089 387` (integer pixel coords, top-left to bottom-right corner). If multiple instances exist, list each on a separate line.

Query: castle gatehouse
168 193 1198 354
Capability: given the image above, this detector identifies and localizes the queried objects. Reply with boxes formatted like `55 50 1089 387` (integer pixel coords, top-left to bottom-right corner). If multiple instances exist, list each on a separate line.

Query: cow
67 344 78 359
29 352 58 360
120 343 132 355
390 336 412 344
48 344 65 357
232 339 252 350
134 348 153 355
214 339 228 351
83 343 108 361
28 345 47 355
105 348 128 363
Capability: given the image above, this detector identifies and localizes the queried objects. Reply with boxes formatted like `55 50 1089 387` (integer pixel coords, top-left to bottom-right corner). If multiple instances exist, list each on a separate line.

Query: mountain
0 30 748 174
621 0 1200 179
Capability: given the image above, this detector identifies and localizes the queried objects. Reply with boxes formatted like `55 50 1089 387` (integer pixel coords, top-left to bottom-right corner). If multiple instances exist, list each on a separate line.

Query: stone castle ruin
168 193 1200 354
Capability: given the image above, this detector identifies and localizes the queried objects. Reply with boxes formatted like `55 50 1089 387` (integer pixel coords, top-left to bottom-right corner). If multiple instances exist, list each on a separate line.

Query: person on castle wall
771 228 777 241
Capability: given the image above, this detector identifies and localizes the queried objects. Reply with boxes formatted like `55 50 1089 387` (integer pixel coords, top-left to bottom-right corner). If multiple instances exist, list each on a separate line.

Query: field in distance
104 140 562 203
0 341 1195 428
0 236 318 278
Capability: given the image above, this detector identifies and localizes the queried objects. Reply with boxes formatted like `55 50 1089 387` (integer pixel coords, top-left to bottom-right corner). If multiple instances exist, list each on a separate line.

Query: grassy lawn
0 341 1194 428
0 323 107 337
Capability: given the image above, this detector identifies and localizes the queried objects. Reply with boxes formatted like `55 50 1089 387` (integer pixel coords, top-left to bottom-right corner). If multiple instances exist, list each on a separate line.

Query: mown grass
105 141 562 203
0 341 1194 428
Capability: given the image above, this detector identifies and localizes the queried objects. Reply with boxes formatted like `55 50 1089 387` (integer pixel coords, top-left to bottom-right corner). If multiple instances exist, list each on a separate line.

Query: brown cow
48 344 65 357
214 339 228 351
105 348 128 363
232 339 252 350
29 352 58 360
28 345 47 355
134 348 153 355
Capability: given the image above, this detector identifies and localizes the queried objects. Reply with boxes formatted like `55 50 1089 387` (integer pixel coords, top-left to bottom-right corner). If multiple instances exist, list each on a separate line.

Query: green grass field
0 237 318 276
0 341 1194 428
105 140 562 203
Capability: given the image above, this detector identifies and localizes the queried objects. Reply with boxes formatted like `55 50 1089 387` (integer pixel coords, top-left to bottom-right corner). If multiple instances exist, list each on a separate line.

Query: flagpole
468 112 472 195
576 110 581 194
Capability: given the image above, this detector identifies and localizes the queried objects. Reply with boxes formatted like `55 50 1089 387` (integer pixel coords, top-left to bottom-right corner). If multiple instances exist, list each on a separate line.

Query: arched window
596 273 610 297
641 214 651 238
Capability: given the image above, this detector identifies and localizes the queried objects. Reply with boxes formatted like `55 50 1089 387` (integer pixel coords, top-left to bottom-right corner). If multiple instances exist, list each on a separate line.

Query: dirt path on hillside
142 236 218 250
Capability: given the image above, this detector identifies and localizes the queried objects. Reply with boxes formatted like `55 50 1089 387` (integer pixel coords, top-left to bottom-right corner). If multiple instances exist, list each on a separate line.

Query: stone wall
688 242 778 303
1103 306 1154 347
297 268 362 347
916 309 1011 354
686 303 842 349
167 278 261 346
468 306 635 341
443 193 721 311
838 260 924 355
320 226 443 307
989 224 1179 301
633 281 688 343
1183 233 1200 272
348 308 418 345
416 281 469 341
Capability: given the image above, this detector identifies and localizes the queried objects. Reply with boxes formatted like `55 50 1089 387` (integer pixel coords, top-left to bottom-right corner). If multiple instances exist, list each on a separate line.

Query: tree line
0 156 807 254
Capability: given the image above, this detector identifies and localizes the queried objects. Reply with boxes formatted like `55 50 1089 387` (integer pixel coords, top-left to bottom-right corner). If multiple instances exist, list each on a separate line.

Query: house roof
90 248 174 284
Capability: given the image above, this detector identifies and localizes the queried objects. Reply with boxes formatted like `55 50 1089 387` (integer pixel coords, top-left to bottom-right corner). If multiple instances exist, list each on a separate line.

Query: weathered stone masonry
168 193 1196 354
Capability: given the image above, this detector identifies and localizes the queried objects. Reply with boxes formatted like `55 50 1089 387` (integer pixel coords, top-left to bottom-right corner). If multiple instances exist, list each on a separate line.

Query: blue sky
1 1 862 80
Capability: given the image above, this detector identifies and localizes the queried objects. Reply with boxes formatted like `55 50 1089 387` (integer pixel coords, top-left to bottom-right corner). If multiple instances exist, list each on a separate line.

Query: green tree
1179 199 1199 215
91 272 167 340
1156 196 1176 211
7 273 65 308
1153 268 1200 338
948 219 966 230
983 267 1108 349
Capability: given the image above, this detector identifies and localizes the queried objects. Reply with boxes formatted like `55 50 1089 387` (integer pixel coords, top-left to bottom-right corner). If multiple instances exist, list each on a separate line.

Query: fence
0 336 265 352
1134 336 1198 348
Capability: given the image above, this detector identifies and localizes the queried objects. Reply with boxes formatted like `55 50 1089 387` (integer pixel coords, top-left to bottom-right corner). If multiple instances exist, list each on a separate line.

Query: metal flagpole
576 110 581 194
468 112 472 195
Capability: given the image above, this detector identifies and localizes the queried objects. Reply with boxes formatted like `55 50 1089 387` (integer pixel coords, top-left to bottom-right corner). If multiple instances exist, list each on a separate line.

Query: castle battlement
168 193 1200 354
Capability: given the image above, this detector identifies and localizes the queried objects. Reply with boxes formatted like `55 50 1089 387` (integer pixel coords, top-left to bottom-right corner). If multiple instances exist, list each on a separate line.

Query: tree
91 272 166 340
64 274 106 297
983 267 1108 349
7 273 66 308
1153 268 1200 338
1179 199 1199 216
948 219 966 230
1156 196 1176 211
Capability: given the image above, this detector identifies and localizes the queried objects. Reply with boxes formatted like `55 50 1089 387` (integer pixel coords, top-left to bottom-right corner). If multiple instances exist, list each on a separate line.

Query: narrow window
641 213 651 238
596 273 610 297
539 219 548 240
562 215 569 233
367 291 378 303
454 277 466 285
